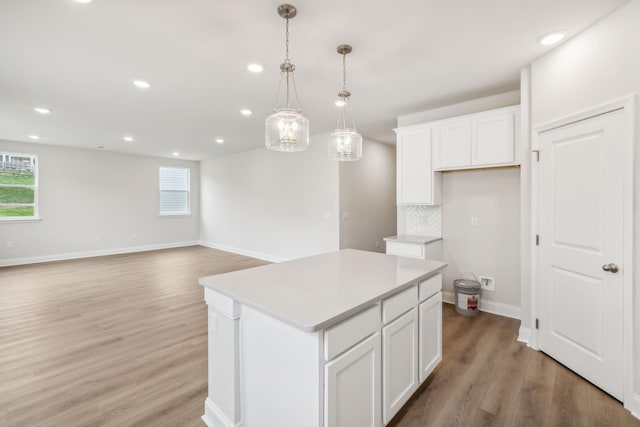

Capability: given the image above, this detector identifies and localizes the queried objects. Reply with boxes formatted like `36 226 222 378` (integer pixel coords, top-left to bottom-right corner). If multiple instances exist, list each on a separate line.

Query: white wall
199 134 339 261
518 67 533 333
339 139 396 253
398 90 520 127
0 140 200 265
529 0 640 411
441 168 521 308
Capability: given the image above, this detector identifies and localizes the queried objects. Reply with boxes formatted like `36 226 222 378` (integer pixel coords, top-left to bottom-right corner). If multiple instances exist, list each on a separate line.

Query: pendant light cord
285 16 290 108
340 52 347 129
285 16 290 64
336 50 357 131
342 52 347 94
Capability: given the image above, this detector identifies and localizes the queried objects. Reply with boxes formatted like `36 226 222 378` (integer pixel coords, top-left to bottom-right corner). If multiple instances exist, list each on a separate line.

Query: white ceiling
0 0 628 160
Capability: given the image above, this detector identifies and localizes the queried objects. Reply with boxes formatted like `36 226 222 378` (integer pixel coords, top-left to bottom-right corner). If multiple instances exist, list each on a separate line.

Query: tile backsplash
404 205 442 237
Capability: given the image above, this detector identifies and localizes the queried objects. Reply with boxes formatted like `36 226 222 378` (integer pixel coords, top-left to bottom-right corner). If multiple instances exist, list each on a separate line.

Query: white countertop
383 235 442 244
199 249 446 332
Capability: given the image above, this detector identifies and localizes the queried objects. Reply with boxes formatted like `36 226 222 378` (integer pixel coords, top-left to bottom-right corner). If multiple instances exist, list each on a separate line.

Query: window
0 152 38 220
159 166 190 216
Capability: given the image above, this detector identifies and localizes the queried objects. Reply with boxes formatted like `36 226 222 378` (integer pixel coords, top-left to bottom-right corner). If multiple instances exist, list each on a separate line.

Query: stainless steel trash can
454 278 481 317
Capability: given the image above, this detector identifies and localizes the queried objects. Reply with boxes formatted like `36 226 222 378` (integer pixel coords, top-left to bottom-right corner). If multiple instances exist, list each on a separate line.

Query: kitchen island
199 249 446 427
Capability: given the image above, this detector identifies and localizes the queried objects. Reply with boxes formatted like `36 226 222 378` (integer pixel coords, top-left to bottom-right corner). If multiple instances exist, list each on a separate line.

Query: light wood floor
0 246 267 427
390 306 640 427
1 246 638 427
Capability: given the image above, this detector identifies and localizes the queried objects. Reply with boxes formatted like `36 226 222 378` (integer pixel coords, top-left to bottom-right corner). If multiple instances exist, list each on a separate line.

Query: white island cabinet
199 249 446 427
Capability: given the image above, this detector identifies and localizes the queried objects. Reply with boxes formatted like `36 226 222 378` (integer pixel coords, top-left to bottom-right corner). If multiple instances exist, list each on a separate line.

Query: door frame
530 95 636 410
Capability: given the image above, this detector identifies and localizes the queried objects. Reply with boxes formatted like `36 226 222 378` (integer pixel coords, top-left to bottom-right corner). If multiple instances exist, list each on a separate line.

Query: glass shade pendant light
328 44 363 161
265 4 309 152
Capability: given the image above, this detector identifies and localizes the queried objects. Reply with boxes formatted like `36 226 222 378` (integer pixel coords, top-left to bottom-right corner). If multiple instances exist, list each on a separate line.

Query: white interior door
538 109 625 400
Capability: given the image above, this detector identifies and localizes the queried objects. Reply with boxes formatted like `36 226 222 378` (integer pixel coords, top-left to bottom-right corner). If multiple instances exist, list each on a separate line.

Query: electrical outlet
471 217 479 227
479 275 495 291
375 241 380 248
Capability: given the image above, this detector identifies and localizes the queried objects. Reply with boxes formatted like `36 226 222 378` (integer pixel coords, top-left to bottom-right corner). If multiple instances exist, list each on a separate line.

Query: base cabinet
325 333 382 427
382 308 419 424
419 293 442 382
203 273 443 427
386 240 443 261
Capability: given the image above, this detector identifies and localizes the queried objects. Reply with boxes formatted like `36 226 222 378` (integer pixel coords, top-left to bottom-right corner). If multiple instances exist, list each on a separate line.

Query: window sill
0 217 42 223
158 213 191 218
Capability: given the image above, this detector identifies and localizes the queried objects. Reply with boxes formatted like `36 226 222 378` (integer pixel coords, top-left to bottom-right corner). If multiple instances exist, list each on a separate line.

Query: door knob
602 263 619 273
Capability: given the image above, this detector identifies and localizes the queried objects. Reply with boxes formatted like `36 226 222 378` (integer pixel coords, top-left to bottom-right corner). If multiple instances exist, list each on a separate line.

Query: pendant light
265 4 309 152
328 44 363 161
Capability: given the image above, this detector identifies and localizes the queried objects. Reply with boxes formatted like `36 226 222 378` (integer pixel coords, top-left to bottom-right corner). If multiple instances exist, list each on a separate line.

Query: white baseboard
0 241 199 267
442 290 521 320
442 290 455 305
628 393 640 421
199 240 288 263
517 327 531 345
202 398 235 427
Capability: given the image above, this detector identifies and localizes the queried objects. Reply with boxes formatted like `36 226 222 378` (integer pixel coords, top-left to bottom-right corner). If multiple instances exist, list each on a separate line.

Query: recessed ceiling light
34 107 51 115
123 136 134 142
97 146 105 149
75 0 93 3
28 135 40 140
172 152 180 157
335 99 346 107
247 63 264 73
240 109 252 116
538 31 566 46
215 138 224 144
133 80 151 89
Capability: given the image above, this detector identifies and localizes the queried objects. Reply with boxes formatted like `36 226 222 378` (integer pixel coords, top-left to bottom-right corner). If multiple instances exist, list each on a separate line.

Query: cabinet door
419 292 442 383
432 121 471 169
382 308 418 424
471 111 514 166
385 241 425 259
397 131 433 205
325 333 382 427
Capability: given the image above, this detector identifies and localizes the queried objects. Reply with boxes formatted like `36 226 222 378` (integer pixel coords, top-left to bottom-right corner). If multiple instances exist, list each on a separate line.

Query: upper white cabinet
432 121 471 169
432 106 520 171
471 111 515 166
395 105 519 206
396 128 441 205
